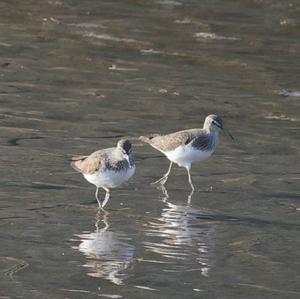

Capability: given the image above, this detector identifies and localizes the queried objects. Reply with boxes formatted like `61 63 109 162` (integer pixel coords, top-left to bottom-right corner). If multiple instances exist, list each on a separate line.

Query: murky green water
0 0 300 298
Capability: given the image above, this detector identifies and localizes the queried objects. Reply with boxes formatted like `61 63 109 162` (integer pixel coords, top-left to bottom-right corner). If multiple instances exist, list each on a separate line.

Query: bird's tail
70 155 87 173
139 134 159 144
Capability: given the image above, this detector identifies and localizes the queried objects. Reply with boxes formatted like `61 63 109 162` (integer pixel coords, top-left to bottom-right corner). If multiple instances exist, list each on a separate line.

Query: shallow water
0 0 300 298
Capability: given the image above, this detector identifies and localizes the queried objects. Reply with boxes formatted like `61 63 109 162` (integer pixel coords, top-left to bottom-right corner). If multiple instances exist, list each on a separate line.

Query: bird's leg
95 187 103 208
152 162 173 185
186 167 195 191
187 189 194 205
101 187 110 209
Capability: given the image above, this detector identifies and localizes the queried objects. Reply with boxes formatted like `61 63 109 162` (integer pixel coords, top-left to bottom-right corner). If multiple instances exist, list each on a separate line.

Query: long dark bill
222 127 234 140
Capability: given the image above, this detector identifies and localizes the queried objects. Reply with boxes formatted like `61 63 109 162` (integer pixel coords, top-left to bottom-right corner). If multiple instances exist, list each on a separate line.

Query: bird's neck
113 148 124 158
204 126 218 135
205 128 219 145
212 131 220 146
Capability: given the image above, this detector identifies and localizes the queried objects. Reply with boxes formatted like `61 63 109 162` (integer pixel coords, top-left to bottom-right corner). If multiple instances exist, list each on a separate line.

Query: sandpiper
71 139 135 208
139 115 233 190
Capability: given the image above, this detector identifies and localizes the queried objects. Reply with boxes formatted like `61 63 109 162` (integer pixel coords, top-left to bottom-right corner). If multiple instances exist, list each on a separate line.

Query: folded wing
70 150 107 174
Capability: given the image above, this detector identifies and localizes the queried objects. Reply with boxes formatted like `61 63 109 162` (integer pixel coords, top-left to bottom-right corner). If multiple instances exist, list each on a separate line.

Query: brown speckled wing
70 150 107 174
148 129 202 152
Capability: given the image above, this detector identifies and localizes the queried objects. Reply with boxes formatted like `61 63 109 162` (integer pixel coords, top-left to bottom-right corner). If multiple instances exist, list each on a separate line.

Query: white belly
164 146 213 168
83 166 135 189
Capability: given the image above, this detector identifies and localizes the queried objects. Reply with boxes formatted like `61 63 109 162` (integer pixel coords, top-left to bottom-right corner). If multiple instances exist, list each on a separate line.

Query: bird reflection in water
144 186 212 277
75 210 135 285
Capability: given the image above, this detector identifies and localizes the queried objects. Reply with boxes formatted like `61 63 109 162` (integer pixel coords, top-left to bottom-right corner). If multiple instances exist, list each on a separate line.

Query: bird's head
117 139 133 165
204 115 234 140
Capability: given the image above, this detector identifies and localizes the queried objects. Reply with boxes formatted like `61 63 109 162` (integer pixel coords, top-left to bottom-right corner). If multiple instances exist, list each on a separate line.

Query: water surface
0 0 300 298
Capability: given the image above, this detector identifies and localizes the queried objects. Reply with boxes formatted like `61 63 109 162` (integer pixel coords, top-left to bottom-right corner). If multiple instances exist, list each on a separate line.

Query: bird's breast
164 146 213 167
83 165 135 188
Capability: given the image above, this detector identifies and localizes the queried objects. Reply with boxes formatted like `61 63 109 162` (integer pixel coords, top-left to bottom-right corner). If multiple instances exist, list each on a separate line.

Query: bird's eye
212 121 222 129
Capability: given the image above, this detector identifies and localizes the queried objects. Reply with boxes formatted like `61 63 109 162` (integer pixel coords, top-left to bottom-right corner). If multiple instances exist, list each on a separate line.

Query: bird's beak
214 121 234 140
222 127 234 140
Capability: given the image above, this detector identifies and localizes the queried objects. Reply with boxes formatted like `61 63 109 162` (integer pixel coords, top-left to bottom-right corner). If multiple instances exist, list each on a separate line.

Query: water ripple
83 32 144 45
194 32 239 41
